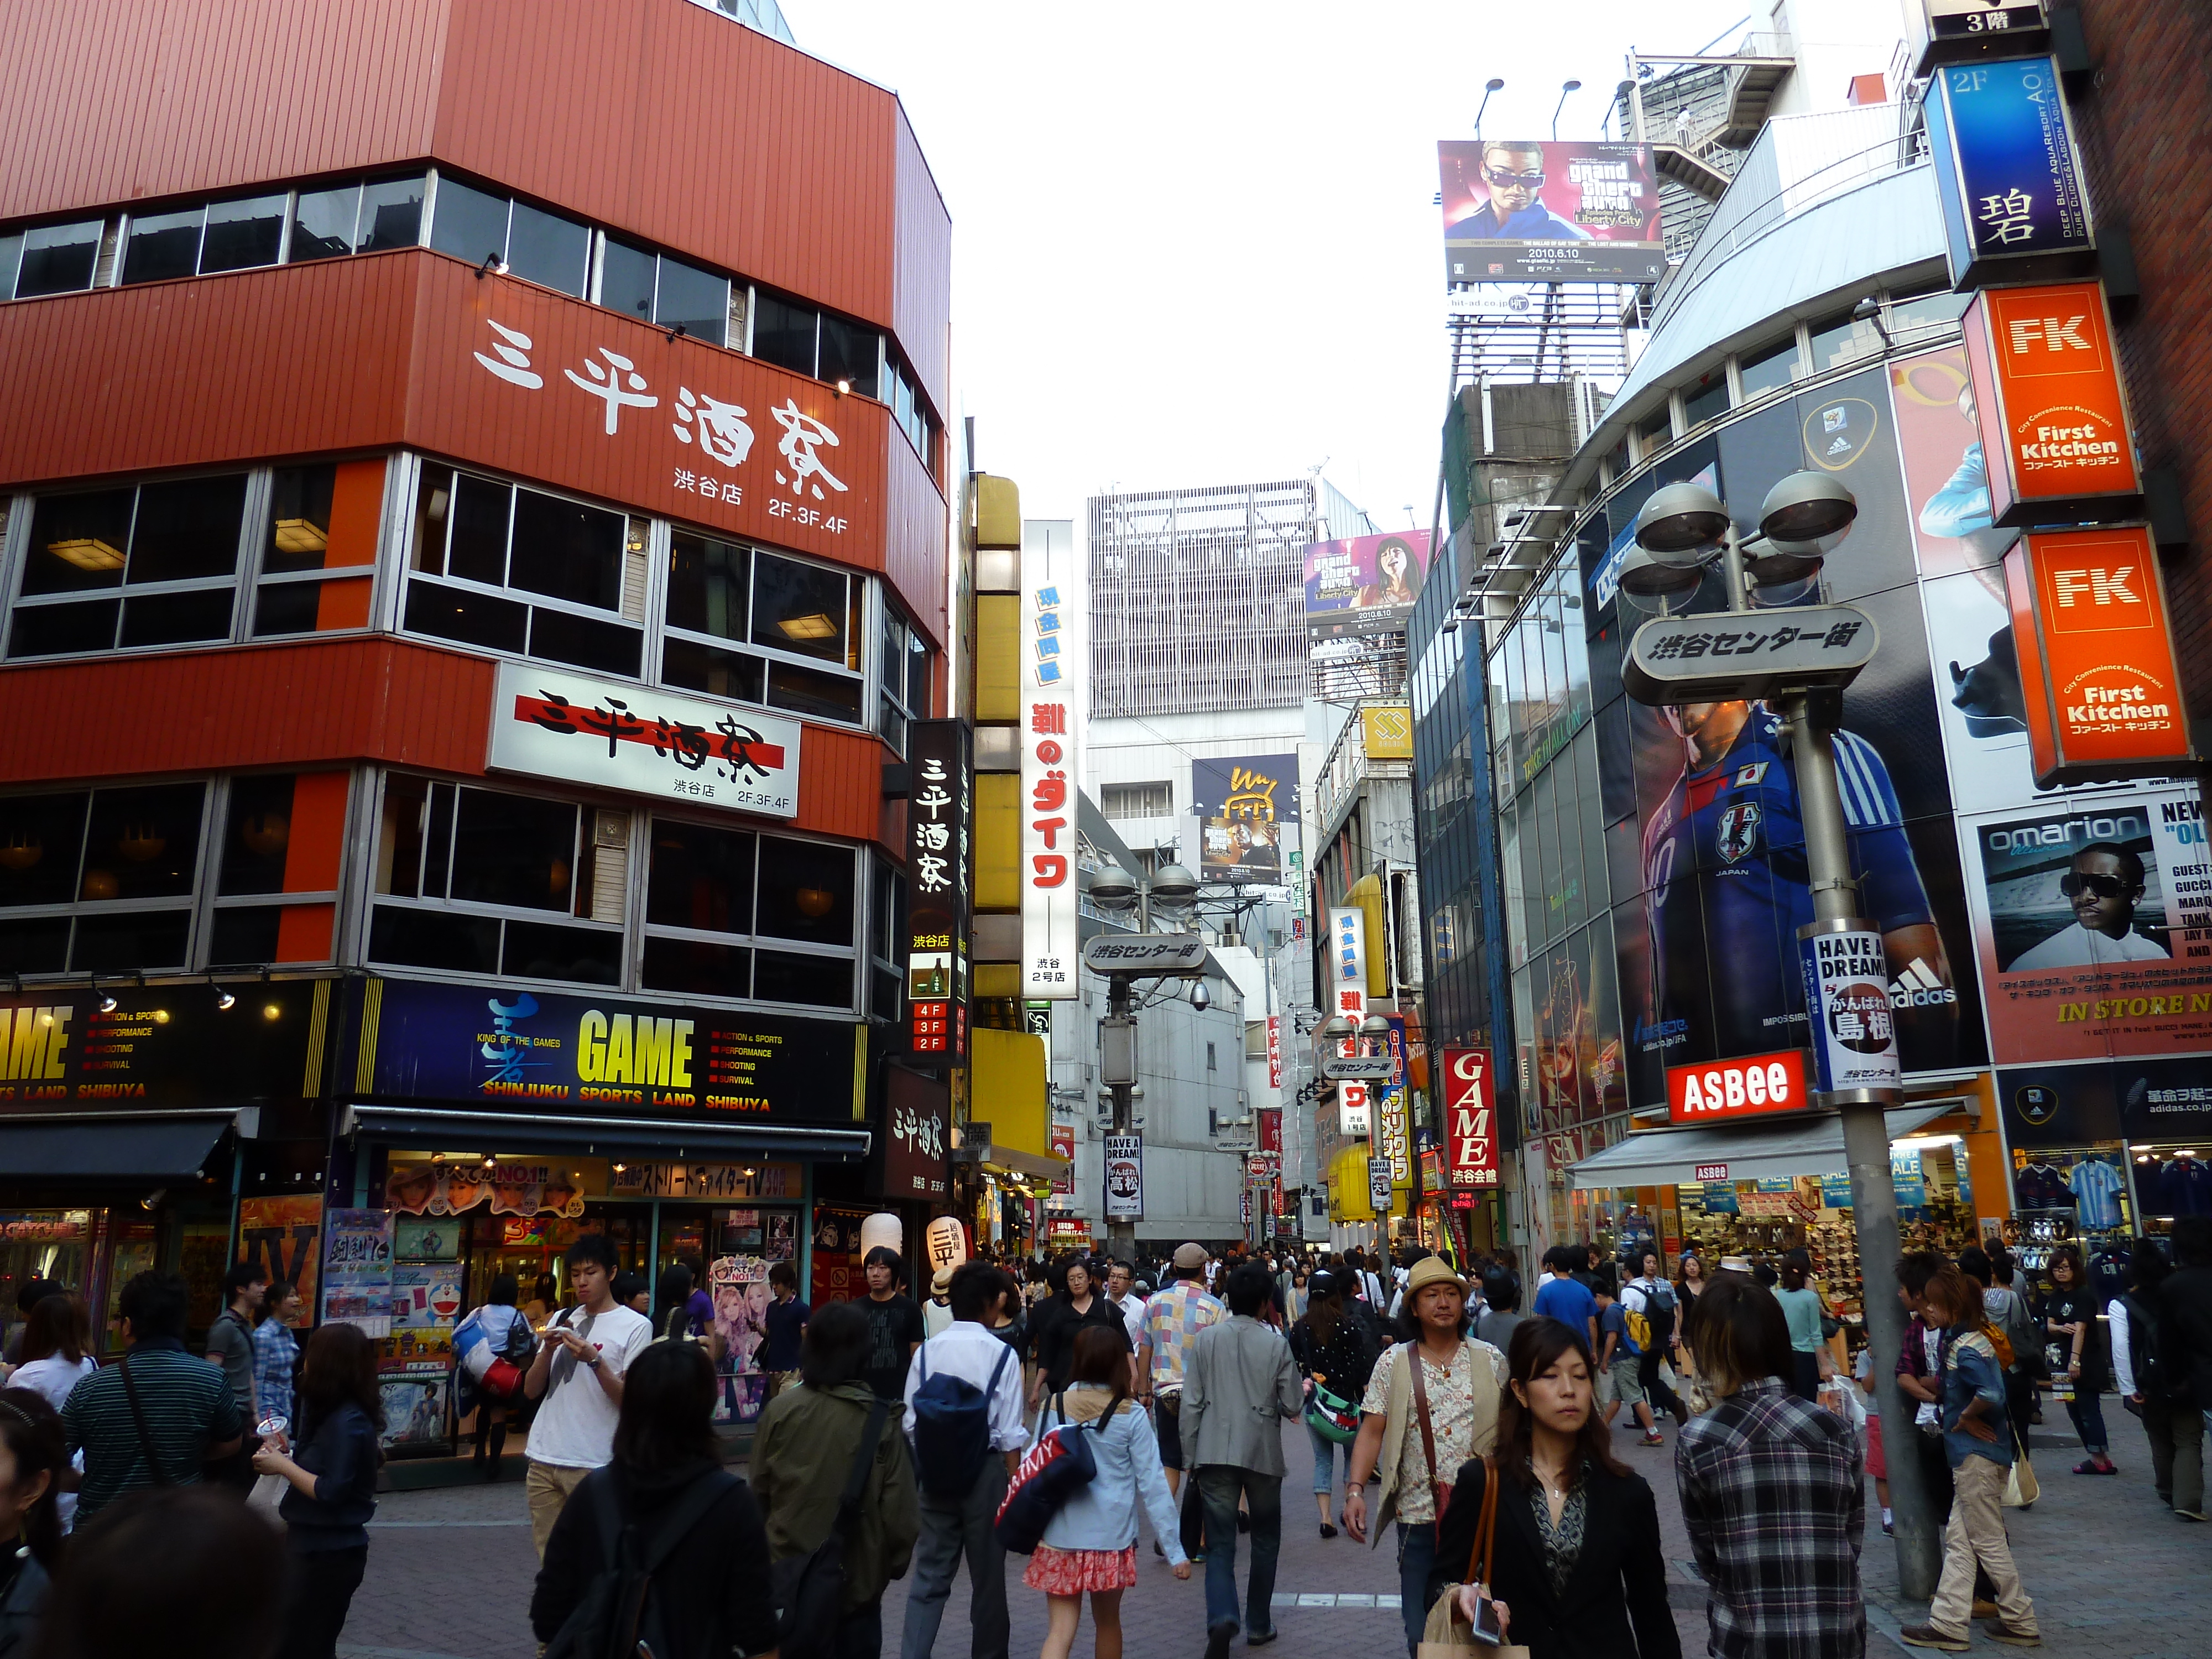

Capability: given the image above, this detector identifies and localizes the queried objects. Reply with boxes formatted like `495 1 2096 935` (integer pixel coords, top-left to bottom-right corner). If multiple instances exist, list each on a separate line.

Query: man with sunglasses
1452 141 1590 242
2010 842 2170 969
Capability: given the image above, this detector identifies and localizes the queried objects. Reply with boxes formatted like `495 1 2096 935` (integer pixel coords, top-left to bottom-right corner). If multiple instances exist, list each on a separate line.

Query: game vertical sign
905 720 972 1063
1021 535 1081 999
1441 1046 1500 1188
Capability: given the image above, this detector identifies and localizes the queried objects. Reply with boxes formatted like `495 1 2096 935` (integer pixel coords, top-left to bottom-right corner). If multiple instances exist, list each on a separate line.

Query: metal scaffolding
1446 284 1642 395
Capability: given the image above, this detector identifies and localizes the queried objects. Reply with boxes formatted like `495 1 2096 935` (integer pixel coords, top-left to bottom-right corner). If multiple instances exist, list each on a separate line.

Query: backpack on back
1621 1307 1651 1357
910 1342 1014 1500
544 1468 735 1659
771 1397 890 1659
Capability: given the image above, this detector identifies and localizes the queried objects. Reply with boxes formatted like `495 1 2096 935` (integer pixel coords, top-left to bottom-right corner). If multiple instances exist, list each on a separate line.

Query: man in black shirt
859 1246 926 1402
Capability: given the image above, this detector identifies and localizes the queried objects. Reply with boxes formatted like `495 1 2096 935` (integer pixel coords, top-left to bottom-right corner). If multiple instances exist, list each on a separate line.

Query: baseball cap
1172 1242 1208 1270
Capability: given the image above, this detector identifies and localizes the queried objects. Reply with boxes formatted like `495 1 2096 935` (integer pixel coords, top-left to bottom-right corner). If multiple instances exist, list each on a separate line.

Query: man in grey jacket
1182 1261 1303 1658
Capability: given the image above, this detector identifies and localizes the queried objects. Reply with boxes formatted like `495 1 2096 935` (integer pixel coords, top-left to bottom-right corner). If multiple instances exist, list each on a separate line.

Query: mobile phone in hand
1468 1595 1504 1646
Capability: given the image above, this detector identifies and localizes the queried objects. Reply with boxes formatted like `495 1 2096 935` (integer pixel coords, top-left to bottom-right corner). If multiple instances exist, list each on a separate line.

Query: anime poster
709 1255 773 1423
390 1262 464 1330
382 1161 589 1219
320 1209 394 1333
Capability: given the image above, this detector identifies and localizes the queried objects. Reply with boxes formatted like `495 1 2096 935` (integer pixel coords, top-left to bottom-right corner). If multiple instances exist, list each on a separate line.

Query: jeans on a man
900 1458 1010 1659
1394 1519 1437 1656
1196 1466 1282 1637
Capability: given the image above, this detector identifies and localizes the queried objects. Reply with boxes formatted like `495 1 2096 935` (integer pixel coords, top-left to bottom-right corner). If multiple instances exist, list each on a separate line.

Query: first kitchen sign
489 662 801 818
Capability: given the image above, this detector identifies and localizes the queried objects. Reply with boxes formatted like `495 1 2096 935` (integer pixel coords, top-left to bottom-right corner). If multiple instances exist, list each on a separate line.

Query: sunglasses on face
2060 871 2135 899
1484 167 1545 189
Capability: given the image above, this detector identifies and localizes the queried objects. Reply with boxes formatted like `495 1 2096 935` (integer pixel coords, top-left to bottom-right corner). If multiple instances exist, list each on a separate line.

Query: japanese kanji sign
1622 605 1880 706
1925 54 2091 291
904 719 972 1065
1798 923 1904 1098
1440 1047 1500 1188
1021 528 1081 999
488 662 802 817
879 1065 948 1199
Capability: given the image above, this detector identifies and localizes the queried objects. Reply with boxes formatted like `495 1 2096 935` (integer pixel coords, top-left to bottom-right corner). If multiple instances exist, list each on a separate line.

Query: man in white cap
1143 1243 1225 1506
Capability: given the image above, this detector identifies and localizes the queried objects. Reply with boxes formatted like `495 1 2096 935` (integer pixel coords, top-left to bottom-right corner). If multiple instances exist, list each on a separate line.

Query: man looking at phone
520 1234 651 1559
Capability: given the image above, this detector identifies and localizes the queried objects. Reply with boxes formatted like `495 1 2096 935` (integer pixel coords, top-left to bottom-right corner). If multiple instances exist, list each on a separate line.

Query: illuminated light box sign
1441 1046 1500 1188
1666 1049 1812 1124
1925 54 2093 289
903 719 973 1064
1961 281 2142 525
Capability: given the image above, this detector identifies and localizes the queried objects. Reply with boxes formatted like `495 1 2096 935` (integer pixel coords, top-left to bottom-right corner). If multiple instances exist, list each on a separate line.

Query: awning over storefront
345 1105 871 1162
1567 1105 1955 1189
983 1145 1072 1183
0 1113 231 1180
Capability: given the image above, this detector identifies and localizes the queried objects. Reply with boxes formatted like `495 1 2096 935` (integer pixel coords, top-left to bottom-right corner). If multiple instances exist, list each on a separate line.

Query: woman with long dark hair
1426 1318 1677 1659
252 1322 385 1659
533 1342 778 1657
0 1387 66 1653
6 1296 93 1533
2043 1244 2115 1474
1288 1270 1374 1537
1773 1248 1832 1402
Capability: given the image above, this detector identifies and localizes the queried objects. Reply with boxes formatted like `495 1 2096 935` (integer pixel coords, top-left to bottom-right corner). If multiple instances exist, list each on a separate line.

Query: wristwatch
585 1352 604 1370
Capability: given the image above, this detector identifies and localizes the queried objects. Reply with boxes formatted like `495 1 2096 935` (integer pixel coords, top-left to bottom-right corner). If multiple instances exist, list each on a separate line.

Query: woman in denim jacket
1027 1327 1191 1659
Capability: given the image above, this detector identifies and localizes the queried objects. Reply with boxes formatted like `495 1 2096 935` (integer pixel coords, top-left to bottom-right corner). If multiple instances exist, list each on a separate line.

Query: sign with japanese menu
904 720 973 1063
487 661 802 818
1021 530 1081 999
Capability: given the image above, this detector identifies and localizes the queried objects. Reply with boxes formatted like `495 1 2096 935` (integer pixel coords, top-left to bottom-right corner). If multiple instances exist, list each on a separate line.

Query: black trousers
281 1544 368 1659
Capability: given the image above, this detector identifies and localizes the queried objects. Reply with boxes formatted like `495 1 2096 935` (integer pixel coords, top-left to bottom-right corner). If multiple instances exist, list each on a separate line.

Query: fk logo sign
2050 566 2141 609
2007 315 2091 356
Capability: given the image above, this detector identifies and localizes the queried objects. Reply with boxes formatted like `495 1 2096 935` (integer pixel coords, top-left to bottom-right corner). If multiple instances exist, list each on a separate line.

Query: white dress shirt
902 1318 1028 1451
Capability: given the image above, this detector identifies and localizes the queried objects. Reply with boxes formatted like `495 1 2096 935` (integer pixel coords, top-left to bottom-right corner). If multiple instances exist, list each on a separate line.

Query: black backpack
770 1397 890 1659
544 1467 737 1659
910 1342 1014 1500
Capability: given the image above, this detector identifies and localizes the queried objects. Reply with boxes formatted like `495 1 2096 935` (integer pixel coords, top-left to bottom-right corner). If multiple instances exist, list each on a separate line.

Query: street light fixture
1551 79 1583 140
1475 76 1505 138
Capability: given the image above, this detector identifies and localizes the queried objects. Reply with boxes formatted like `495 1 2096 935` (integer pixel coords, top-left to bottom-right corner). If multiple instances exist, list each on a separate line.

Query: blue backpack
910 1341 1014 1500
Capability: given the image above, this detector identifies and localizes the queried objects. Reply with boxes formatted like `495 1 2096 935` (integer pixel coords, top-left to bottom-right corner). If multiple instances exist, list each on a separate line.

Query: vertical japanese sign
320 1209 394 1335
1328 907 1368 1023
1376 1016 1411 1187
904 720 972 1063
2006 525 2196 785
1367 1151 1394 1212
1798 925 1905 1097
1338 1079 1372 1138
1441 1047 1500 1188
1022 537 1081 998
1050 1123 1076 1196
1266 1014 1283 1089
1103 1133 1143 1220
1961 281 2140 523
1925 55 2091 290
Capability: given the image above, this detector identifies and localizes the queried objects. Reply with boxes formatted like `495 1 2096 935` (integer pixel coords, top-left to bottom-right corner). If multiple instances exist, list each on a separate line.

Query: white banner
1021 528 1082 998
1338 1079 1371 1138
487 661 802 818
1798 925 1904 1095
1103 1133 1144 1219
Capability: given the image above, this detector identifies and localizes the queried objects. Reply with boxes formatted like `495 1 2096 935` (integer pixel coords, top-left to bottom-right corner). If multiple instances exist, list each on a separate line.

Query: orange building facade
0 1 951 1396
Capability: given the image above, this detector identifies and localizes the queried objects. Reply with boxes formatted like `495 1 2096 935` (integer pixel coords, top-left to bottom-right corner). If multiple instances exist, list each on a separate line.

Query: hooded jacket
750 1379 920 1610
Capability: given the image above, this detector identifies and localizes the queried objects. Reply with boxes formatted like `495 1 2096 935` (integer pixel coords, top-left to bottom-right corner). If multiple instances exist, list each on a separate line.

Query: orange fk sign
2007 524 2197 786
1440 1046 1499 1187
1961 281 2141 524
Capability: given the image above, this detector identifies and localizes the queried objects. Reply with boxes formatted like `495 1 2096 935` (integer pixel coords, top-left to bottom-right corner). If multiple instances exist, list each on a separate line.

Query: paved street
337 1400 2208 1659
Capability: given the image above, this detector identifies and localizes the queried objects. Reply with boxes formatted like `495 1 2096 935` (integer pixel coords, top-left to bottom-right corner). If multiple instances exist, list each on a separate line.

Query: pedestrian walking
5 1297 93 1533
61 1271 244 1526
455 1274 535 1479
1900 1267 2039 1650
862 1248 929 1405
1532 1248 1600 1357
763 1260 811 1398
655 1262 726 1358
251 1321 383 1659
753 1300 920 1659
925 1265 958 1342
519 1235 654 1559
203 1258 269 1489
1 1282 61 1369
1893 1253 2000 1617
1474 1269 1524 1357
1182 1262 1302 1655
533 1342 778 1659
1141 1244 1225 1511
1028 1260 1129 1410
1288 1270 1378 1538
1621 1250 1686 1427
1675 1273 1866 1659
2041 1244 2117 1474
2157 1214 2212 1519
1966 1248 2039 1472
1342 1255 1508 1657
1428 1318 1679 1659
1593 1282 1665 1448
1026 1326 1191 1659
1773 1248 1833 1403
2112 1238 2204 1519
900 1262 1026 1659
0 1387 66 1655
251 1281 303 1446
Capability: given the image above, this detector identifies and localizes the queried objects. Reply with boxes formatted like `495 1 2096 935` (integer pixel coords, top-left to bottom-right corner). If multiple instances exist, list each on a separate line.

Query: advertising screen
1439 140 1664 283
1191 753 1298 883
1304 530 1433 637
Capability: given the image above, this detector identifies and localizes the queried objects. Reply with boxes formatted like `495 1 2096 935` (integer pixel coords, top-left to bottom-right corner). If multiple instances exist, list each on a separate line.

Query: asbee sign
1666 1049 1811 1124
1961 281 2141 524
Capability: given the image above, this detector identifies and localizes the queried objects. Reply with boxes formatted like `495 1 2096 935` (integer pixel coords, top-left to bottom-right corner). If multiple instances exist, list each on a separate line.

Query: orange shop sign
1961 281 2141 525
2006 524 2198 786
1666 1049 1809 1125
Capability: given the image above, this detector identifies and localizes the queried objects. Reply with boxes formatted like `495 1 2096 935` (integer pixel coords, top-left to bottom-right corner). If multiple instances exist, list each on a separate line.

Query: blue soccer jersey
1642 704 1933 1059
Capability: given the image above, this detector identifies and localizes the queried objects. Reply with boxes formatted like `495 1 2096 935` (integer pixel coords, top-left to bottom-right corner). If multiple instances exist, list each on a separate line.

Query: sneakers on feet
1981 1623 2041 1646
1639 1431 1665 1446
1898 1624 1969 1652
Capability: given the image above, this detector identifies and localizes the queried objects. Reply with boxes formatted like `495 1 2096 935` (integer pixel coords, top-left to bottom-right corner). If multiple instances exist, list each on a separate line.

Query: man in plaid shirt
1144 1243 1225 1504
1677 1276 1866 1659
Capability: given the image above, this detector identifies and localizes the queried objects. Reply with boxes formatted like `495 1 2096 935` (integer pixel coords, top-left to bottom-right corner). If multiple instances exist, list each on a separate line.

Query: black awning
0 1115 231 1180
346 1105 871 1162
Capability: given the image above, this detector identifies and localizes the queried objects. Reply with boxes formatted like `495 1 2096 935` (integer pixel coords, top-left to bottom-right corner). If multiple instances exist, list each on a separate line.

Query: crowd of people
0 1218 2206 1659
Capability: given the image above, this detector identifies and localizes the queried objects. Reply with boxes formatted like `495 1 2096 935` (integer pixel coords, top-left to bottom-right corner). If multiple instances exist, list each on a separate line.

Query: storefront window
642 817 858 1009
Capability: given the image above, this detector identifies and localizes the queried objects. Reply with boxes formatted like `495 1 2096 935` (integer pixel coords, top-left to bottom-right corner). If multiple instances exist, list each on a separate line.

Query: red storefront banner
1440 1046 1500 1188
1666 1048 1809 1125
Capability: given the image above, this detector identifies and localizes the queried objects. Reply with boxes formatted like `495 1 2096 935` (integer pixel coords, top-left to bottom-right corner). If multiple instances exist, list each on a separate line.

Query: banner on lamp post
1103 1134 1143 1219
1797 922 1905 1099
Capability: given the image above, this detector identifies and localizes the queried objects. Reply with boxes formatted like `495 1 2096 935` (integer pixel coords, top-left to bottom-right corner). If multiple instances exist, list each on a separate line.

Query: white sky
779 0 1761 526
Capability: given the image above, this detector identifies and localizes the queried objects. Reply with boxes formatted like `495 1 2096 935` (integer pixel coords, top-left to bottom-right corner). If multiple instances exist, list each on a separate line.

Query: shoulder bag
770 1396 889 1659
1416 1457 1531 1658
116 1350 175 1486
1407 1344 1455 1527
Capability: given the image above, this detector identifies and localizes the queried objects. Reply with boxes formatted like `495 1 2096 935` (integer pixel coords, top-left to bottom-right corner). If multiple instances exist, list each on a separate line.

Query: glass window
766 660 863 723
819 316 879 398
751 293 817 375
661 637 765 702
504 200 588 297
1682 368 1729 428
198 195 286 274
0 792 90 910
0 233 20 299
404 581 528 654
82 784 212 903
255 459 378 634
755 836 853 945
642 817 858 1009
427 178 509 267
647 820 754 935
508 489 623 610
121 208 204 285
1736 335 1801 400
264 466 337 576
1887 289 1970 339
600 237 657 322
127 476 248 585
449 788 578 913
1808 311 1880 374
9 477 247 659
356 177 426 253
289 186 360 263
14 221 103 299
1634 404 1673 457
654 254 729 346
750 551 847 662
20 488 134 597
666 534 748 641
526 607 641 677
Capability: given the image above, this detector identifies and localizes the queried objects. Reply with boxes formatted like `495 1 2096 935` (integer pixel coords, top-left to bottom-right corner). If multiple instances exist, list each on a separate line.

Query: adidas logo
1889 959 1956 1009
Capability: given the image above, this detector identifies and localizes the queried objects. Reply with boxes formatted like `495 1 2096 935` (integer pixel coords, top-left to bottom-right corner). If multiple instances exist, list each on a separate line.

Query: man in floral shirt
1144 1243 1225 1505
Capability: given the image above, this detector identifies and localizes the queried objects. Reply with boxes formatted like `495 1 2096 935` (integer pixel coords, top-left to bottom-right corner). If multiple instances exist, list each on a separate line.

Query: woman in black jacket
532 1341 779 1658
1287 1270 1377 1538
1430 1317 1679 1659
1026 1258 1130 1407
252 1322 385 1659
2044 1244 2116 1474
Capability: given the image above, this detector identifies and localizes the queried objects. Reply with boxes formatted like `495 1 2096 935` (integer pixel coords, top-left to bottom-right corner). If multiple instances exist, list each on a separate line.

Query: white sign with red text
1021 528 1081 998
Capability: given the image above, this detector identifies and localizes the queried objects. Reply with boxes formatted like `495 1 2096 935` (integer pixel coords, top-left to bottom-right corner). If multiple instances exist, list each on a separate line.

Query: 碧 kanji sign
487 662 801 817
1021 529 1081 999
904 720 973 1063
1623 606 1881 706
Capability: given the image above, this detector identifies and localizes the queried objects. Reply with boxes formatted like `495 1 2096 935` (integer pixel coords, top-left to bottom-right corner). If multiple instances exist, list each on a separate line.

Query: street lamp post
1624 472 1940 1599
1088 859 1200 1258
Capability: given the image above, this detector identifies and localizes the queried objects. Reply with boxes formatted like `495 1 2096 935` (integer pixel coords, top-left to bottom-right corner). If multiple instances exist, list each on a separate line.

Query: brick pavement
339 1399 2208 1659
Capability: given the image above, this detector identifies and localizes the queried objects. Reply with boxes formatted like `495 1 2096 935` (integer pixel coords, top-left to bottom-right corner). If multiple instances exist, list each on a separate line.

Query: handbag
2002 1437 2039 1509
1306 1380 1360 1446
1417 1458 1531 1659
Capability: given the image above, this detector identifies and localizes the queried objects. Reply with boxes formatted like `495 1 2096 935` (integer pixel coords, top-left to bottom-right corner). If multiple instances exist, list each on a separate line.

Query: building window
0 783 207 973
8 474 248 659
427 178 589 298
0 220 106 300
252 462 383 637
660 533 864 724
369 777 622 986
1681 367 1729 427
642 817 858 1009
1885 288 1970 342
1206 1041 1217 1072
1100 782 1171 820
406 463 646 677
205 772 346 966
1808 310 1882 375
869 854 904 1023
1632 404 1673 460
121 194 289 285
1735 335 1802 401
288 176 427 262
878 604 930 753
598 237 732 347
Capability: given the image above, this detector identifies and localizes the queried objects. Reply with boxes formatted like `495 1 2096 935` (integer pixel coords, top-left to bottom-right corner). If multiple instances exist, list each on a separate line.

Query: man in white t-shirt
519 1234 652 1560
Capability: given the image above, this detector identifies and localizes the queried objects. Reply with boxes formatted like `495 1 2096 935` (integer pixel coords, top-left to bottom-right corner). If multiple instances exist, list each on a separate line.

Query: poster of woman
708 1255 773 1422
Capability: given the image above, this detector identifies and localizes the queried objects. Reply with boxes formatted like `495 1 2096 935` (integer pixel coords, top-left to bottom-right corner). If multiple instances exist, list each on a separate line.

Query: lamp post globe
1617 545 1706 603
1359 1013 1393 1039
1318 1015 1354 1044
1757 470 1858 545
1149 863 1200 907
1089 863 1138 911
1634 481 1731 565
